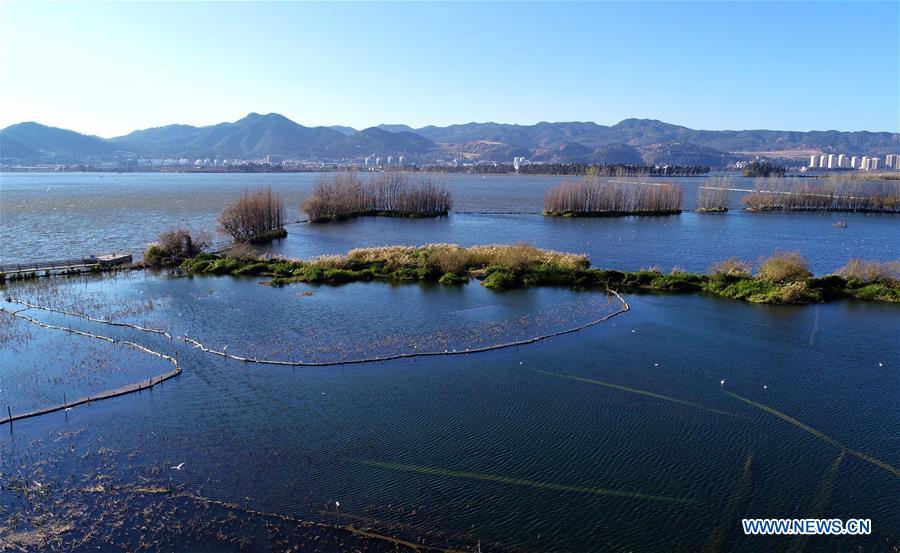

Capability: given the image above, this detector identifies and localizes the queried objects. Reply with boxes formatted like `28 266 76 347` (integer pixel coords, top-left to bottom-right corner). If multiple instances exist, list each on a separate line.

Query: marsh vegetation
543 177 683 216
302 172 451 223
698 177 731 212
742 177 900 213
177 244 899 304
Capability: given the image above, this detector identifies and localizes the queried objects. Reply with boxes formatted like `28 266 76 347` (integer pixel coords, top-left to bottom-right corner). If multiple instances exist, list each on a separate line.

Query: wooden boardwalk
0 252 132 275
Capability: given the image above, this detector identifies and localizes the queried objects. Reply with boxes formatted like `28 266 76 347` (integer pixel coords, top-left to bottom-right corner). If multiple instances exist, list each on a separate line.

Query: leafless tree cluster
543 177 683 215
144 228 210 266
218 187 286 242
742 177 900 212
698 177 731 212
302 172 451 223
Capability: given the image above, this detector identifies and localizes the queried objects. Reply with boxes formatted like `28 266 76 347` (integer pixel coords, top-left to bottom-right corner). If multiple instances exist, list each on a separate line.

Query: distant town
804 153 897 172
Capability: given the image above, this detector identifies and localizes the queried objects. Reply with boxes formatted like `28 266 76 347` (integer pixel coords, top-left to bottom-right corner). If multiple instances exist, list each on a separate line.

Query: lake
0 172 898 552
1 172 897 272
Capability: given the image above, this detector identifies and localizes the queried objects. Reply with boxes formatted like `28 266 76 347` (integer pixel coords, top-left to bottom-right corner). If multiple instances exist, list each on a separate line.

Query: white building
886 154 896 169
398 156 405 165
869 158 879 171
809 155 818 168
837 154 846 168
850 156 858 168
819 154 827 168
860 156 870 170
827 154 835 169
387 156 394 165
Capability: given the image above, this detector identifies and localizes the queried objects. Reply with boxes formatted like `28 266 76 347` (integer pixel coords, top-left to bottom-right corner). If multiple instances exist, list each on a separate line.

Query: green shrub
439 272 468 285
482 267 520 290
849 283 900 302
234 263 270 275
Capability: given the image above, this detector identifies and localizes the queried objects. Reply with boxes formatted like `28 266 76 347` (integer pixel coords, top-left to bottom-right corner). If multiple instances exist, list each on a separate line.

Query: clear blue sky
1 1 897 137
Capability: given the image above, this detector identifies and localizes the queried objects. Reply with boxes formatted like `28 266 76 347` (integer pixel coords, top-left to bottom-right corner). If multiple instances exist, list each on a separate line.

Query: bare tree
219 187 286 242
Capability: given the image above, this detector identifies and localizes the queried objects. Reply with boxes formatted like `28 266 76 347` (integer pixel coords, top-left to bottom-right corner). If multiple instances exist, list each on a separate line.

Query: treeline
743 161 785 178
544 178 683 216
743 178 900 212
301 172 452 223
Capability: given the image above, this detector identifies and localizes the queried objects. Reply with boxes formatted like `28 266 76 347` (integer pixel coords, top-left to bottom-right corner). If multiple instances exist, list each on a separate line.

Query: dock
0 252 133 275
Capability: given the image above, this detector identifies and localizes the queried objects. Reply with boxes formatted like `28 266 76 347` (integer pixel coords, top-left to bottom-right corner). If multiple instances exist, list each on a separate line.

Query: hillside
2 114 896 166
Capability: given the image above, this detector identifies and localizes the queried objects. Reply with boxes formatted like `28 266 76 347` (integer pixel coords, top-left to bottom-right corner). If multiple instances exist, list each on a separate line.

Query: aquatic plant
698 177 731 212
175 244 899 304
835 259 900 284
742 177 900 212
709 257 752 278
218 186 287 242
756 251 812 283
302 171 451 223
543 177 683 216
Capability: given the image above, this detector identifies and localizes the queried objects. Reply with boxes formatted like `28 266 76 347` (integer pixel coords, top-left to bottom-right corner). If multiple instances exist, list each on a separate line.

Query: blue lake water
2 172 897 272
0 172 898 551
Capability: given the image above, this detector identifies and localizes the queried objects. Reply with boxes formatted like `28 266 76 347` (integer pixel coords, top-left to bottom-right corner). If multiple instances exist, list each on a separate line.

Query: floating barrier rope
0 308 182 425
786 451 845 553
703 454 754 553
724 391 898 478
355 459 694 505
532 369 742 418
7 290 630 368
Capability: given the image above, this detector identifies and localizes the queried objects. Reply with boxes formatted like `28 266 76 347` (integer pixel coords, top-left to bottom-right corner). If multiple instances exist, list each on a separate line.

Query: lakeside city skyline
2 1 898 136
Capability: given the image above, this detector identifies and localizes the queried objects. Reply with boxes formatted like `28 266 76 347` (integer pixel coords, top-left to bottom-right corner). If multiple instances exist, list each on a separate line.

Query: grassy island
543 178 683 217
178 244 899 304
302 172 451 223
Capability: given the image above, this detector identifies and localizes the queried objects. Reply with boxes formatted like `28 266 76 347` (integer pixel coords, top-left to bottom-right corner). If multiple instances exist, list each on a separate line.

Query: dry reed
543 177 683 216
742 177 899 212
302 172 451 223
698 177 731 212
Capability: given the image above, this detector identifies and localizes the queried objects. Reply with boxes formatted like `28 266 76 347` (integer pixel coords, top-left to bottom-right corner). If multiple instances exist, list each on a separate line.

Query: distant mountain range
2 112 897 167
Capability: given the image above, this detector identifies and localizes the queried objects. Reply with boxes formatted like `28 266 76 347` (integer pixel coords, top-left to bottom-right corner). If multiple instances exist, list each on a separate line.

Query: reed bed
302 172 451 223
219 186 287 242
543 177 683 216
742 177 900 213
698 177 731 212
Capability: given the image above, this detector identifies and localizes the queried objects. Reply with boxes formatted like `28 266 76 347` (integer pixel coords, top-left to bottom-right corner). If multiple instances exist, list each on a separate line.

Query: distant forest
423 163 710 176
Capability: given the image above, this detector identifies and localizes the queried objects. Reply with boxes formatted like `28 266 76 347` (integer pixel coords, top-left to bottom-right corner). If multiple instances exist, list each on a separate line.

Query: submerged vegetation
177 244 899 304
218 186 287 243
302 172 451 223
543 178 683 216
742 177 900 213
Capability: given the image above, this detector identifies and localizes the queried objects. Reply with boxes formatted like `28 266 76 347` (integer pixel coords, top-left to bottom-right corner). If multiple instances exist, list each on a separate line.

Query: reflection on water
1 272 898 551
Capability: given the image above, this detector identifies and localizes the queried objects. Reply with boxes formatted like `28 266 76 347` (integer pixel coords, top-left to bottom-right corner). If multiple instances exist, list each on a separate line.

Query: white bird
335 500 340 507
631 329 636 333
878 362 883 367
65 407 72 412
720 379 726 387
171 462 185 470
654 363 659 367
763 385 768 390
519 361 523 365
223 345 228 352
